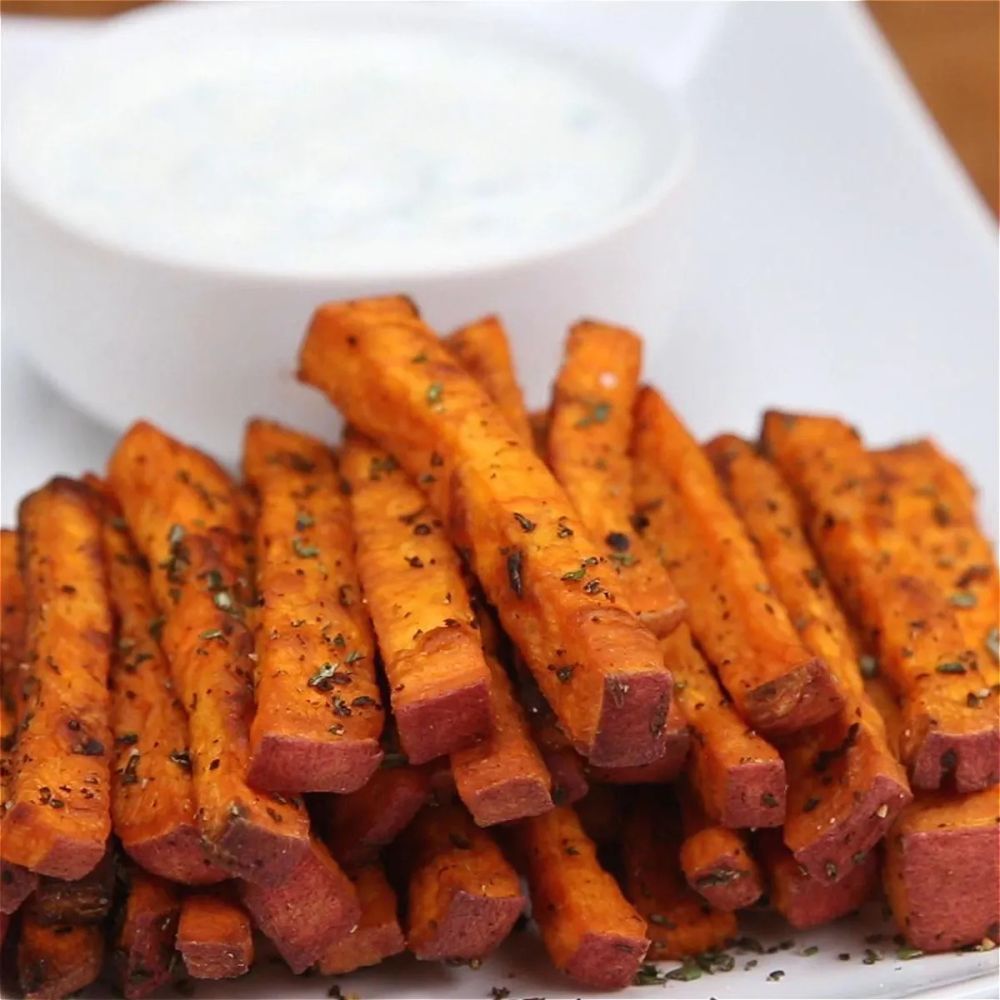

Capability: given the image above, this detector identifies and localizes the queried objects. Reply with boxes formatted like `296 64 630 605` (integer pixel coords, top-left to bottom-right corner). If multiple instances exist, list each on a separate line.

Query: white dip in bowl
3 2 692 457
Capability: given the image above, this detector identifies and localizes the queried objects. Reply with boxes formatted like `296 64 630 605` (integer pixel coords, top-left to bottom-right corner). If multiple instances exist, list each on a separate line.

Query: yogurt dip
10 20 667 276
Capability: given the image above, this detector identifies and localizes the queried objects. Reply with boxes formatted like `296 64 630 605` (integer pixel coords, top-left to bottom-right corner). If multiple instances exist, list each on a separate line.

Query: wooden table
3 0 997 216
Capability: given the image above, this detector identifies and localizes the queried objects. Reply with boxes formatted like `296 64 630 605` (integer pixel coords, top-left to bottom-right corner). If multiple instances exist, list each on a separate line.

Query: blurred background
4 0 996 216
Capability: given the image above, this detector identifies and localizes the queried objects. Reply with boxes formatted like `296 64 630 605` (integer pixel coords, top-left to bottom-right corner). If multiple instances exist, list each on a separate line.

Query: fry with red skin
761 411 998 791
91 487 225 885
621 795 736 960
452 655 552 825
757 829 879 929
514 804 650 989
663 624 786 828
587 698 689 784
316 862 405 974
108 423 311 884
238 836 359 973
1 479 112 880
677 782 763 911
632 388 842 734
300 300 671 767
401 802 524 961
0 530 38 912
874 439 999 688
242 420 383 792
883 787 1000 952
548 321 685 636
446 315 534 448
18 917 105 999
176 888 253 980
315 763 430 867
707 434 911 881
340 429 492 763
28 849 115 925
114 864 181 1000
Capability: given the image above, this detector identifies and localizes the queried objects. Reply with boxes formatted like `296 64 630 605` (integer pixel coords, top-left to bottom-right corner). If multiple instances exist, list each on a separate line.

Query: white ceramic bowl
2 2 693 459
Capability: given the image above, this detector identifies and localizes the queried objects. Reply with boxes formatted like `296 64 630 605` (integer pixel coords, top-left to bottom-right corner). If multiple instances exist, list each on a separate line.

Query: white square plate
1 3 997 998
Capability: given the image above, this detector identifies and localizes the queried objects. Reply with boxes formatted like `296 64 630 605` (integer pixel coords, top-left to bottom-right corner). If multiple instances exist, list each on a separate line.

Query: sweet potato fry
316 862 405 975
446 315 534 448
300 300 670 767
315 761 430 867
108 423 311 884
176 887 253 980
28 849 115 925
242 420 384 792
621 794 737 960
757 829 879 929
663 624 786 828
400 802 524 961
676 782 763 911
874 439 999 688
1 479 112 880
18 917 105 999
883 787 1000 952
113 864 181 999
761 411 998 791
340 429 492 763
548 321 685 636
514 804 650 989
707 434 911 880
93 487 225 885
451 655 552 825
631 388 842 735
587 698 689 784
0 530 38 913
238 836 359 973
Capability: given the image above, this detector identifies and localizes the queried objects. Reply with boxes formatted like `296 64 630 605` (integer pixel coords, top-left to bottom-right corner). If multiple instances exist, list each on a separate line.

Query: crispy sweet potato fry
761 412 998 791
528 408 550 459
340 429 492 763
92 487 225 885
176 888 253 980
300 300 670 767
315 762 430 867
18 916 105 1000
676 782 763 911
663 624 786 828
757 829 878 929
238 836 359 973
316 862 405 975
621 795 737 960
446 316 534 448
0 530 38 913
874 439 999 689
29 849 115 925
548 321 685 636
514 804 650 989
883 787 1000 952
632 388 842 734
587 698 689 784
114 864 181 999
451 655 552 825
242 420 384 792
108 423 311 884
400 802 524 961
1 479 112 880
708 434 911 880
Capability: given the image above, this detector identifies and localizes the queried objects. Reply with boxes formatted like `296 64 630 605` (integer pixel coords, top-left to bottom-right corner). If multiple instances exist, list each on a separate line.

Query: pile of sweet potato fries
1 295 996 998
